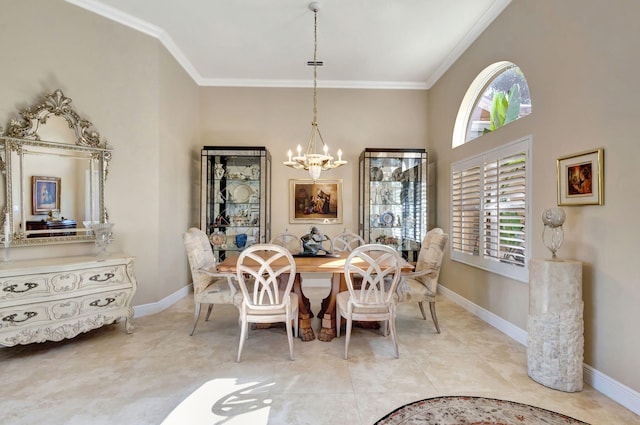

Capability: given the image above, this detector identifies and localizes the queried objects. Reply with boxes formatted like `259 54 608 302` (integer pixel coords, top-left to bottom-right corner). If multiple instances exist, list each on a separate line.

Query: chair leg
336 305 341 338
189 303 202 336
381 320 388 337
344 316 353 360
429 301 441 333
389 315 399 359
294 305 299 338
237 319 248 362
286 315 295 361
418 301 427 320
204 304 214 321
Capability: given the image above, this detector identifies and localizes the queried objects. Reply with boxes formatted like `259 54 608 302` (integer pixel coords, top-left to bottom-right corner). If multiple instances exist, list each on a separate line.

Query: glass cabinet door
359 148 427 261
200 146 271 260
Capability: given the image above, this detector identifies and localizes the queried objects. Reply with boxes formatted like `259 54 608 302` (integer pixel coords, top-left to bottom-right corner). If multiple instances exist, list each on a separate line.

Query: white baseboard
133 284 190 318
439 285 528 346
583 364 640 416
438 285 640 416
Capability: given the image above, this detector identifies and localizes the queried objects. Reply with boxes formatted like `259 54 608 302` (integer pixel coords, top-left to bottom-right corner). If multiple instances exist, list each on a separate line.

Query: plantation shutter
450 137 530 282
451 164 481 256
482 151 526 266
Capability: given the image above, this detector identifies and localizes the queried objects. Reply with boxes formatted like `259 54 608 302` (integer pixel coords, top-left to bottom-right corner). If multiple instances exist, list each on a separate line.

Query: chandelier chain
312 8 318 125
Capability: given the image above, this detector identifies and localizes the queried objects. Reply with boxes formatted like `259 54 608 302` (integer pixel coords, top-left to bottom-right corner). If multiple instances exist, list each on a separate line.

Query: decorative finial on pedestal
541 208 565 259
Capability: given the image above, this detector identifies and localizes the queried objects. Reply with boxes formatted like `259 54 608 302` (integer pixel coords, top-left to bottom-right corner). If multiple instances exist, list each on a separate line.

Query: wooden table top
217 250 413 274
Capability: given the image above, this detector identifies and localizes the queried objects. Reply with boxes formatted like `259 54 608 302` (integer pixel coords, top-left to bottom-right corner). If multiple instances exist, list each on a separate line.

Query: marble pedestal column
527 258 584 392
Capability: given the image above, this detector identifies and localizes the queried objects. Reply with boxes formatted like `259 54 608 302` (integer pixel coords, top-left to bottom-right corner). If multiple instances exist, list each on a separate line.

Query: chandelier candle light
283 2 346 181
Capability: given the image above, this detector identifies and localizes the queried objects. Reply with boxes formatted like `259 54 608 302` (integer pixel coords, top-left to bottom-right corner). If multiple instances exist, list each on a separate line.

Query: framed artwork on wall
289 179 343 224
32 176 61 214
557 148 604 206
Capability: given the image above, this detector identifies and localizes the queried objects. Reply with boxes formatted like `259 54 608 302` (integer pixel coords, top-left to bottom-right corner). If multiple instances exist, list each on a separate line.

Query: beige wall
198 87 428 236
428 0 640 392
0 0 199 304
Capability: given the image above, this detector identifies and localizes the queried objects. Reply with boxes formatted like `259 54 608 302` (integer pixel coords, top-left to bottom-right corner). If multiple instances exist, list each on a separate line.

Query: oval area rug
374 396 590 425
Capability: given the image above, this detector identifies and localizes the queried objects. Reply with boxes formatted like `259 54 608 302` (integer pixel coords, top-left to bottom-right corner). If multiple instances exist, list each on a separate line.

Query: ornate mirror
0 89 111 246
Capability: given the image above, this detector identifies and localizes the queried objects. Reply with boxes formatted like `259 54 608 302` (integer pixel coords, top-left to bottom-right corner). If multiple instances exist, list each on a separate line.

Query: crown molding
196 78 428 90
67 0 510 90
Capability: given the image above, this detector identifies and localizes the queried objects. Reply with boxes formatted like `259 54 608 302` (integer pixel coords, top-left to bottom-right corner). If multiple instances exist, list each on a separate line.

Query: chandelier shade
283 2 347 181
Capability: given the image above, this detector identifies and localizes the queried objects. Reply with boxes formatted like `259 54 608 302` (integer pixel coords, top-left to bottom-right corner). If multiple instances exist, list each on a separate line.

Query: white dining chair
336 244 402 359
235 244 299 362
330 229 365 253
269 228 302 253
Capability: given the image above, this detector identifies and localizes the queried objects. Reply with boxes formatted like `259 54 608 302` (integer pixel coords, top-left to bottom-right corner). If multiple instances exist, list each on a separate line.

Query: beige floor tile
268 392 360 425
0 294 638 424
417 351 518 393
348 357 436 394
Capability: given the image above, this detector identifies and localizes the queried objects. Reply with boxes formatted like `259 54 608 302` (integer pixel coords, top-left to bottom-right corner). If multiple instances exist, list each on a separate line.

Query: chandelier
283 1 346 181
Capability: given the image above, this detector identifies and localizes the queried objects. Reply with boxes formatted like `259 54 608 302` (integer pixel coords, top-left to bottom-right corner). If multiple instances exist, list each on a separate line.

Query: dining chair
330 229 365 253
183 227 242 336
269 228 302 253
336 244 402 359
235 244 299 362
396 228 449 333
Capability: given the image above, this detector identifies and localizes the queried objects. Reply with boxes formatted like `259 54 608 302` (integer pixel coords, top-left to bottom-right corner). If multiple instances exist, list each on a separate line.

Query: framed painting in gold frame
289 179 343 224
557 148 604 206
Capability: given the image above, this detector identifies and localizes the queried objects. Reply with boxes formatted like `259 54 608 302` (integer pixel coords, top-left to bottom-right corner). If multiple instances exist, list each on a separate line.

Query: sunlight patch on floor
161 379 273 425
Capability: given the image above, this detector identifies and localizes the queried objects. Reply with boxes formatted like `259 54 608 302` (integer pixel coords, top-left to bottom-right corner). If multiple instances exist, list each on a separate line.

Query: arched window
453 61 532 147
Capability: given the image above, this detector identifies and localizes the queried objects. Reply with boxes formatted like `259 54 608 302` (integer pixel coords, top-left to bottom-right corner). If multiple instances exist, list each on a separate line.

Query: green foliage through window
465 64 532 143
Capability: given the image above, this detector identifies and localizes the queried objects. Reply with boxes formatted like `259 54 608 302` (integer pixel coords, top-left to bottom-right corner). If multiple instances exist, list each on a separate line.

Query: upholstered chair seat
397 228 448 333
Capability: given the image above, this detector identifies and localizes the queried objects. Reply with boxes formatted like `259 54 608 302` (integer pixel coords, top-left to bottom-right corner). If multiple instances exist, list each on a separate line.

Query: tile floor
1 285 639 425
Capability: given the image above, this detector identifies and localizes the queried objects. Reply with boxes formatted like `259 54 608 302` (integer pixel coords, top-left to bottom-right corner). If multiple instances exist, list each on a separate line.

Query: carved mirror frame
0 89 111 246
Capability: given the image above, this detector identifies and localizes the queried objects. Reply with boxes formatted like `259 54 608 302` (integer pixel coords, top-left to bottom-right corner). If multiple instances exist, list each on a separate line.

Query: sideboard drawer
1 264 130 302
0 288 133 346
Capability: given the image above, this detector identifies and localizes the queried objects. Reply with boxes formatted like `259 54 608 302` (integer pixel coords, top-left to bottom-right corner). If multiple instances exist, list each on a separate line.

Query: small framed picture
557 148 604 206
289 179 343 224
32 176 61 214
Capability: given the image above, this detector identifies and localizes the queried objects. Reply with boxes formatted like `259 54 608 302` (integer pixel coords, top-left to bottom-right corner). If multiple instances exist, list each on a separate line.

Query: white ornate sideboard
0 254 136 347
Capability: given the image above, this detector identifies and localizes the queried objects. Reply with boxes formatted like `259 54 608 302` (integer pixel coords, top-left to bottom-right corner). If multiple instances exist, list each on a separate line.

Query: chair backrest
183 227 217 295
269 230 302 253
344 244 402 307
415 228 449 292
236 244 296 310
331 230 365 252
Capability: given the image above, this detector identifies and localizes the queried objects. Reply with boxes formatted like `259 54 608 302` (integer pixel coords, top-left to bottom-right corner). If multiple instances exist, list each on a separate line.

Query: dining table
217 250 413 342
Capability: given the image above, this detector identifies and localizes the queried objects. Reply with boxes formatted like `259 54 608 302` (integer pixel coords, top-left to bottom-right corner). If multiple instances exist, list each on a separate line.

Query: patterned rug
374 396 590 425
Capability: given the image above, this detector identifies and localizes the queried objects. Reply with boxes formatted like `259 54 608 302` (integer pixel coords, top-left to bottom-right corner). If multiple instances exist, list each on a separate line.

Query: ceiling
67 0 511 90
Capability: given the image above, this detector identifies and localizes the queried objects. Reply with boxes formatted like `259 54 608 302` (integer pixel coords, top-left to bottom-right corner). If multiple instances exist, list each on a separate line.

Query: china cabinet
359 148 428 261
200 146 271 260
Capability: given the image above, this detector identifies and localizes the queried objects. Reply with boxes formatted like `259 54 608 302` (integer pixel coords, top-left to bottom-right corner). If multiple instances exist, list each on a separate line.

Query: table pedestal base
298 313 315 341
